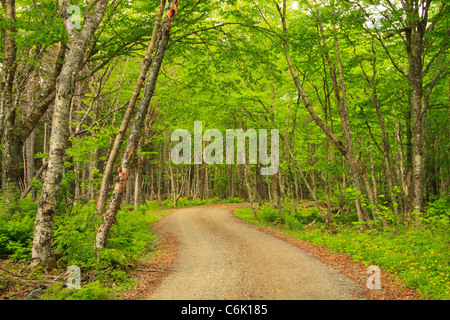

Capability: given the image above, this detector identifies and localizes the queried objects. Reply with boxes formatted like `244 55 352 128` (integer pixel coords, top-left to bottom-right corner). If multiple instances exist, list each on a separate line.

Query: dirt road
147 203 366 300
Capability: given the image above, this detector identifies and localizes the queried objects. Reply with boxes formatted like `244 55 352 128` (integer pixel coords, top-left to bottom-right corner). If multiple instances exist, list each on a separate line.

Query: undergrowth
0 196 243 300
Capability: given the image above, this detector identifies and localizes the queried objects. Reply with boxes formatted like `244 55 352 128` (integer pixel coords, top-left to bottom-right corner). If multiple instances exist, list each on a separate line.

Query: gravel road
147 203 366 300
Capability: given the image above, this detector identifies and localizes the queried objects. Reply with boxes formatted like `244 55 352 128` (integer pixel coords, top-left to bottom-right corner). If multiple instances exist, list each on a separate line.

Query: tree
0 1 63 204
350 0 449 216
95 0 166 217
31 0 110 268
94 0 180 251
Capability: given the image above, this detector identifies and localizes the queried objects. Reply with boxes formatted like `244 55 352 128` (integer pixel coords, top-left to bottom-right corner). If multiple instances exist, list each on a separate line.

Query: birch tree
353 0 449 216
94 0 180 251
0 1 64 204
95 0 166 217
31 0 110 268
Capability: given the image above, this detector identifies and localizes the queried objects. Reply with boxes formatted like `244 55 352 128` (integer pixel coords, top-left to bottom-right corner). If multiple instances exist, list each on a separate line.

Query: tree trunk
406 6 427 217
200 156 206 200
168 142 178 207
2 118 23 201
330 24 374 222
95 0 166 216
94 1 178 250
24 72 38 196
1 21 64 204
126 170 134 205
355 41 399 217
184 165 191 198
1 0 19 203
285 140 329 225
134 136 144 208
157 159 162 203
243 164 256 216
89 135 101 201
395 122 410 219
410 66 425 216
279 0 369 223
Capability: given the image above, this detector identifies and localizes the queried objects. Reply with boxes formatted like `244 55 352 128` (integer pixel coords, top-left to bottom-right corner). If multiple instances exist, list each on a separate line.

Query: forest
0 0 449 300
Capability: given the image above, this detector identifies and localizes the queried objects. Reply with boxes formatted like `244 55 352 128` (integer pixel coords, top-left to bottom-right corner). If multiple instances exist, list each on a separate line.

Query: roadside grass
234 198 450 300
0 196 243 300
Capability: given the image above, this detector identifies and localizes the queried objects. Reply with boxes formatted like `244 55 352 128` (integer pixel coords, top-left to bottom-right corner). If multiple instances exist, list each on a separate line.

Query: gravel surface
147 204 366 300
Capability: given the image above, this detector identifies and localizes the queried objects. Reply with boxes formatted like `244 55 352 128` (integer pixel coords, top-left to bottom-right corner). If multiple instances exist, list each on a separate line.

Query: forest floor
122 203 422 300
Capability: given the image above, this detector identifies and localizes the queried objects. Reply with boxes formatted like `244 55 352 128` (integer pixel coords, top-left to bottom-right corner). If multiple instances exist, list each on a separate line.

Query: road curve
147 203 366 300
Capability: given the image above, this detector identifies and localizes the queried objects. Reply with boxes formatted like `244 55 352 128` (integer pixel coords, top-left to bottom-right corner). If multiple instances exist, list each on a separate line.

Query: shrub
425 195 450 218
285 214 302 230
107 208 159 258
0 197 37 262
42 281 115 300
222 197 244 204
68 281 115 300
259 205 279 223
293 207 322 225
53 203 99 267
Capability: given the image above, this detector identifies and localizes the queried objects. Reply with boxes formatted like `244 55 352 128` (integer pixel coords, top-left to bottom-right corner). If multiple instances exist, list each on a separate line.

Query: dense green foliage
0 198 37 261
0 198 160 299
0 0 448 300
0 196 243 299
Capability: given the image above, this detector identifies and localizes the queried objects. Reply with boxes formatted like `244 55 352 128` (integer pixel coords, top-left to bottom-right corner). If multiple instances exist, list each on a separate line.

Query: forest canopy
0 0 449 293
